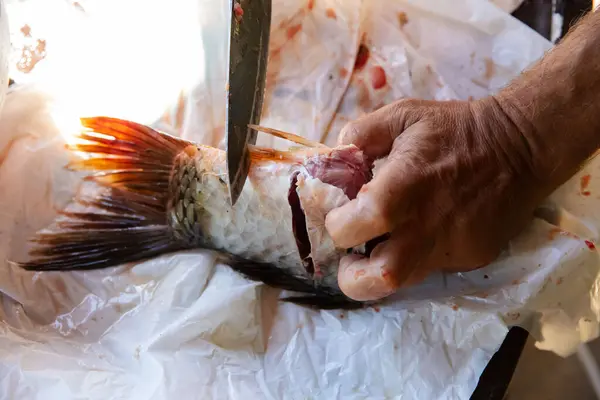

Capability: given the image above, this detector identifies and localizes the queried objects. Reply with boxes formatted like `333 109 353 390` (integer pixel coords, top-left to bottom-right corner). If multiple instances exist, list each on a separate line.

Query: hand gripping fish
14 117 386 309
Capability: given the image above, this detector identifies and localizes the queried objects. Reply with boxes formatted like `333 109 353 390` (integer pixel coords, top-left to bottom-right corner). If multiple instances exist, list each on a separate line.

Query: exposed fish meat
14 116 383 309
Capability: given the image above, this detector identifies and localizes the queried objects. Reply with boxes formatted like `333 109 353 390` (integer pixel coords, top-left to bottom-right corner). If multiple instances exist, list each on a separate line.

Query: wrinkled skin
325 98 552 301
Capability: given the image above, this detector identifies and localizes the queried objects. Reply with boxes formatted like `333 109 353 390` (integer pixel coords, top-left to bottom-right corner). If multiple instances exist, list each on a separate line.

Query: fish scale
15 116 372 309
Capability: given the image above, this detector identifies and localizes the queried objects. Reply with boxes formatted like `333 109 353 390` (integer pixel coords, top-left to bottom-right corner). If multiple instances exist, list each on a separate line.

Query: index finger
338 99 425 159
325 125 424 248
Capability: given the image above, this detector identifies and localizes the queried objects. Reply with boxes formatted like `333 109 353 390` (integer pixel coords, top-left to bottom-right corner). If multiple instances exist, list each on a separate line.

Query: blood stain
20 24 31 37
585 240 596 250
307 0 315 10
354 269 366 280
326 8 337 19
581 174 591 195
287 24 303 39
512 279 520 285
233 2 244 22
483 58 495 80
452 305 459 311
373 306 380 313
354 44 370 70
339 67 348 78
370 66 387 89
556 277 563 285
398 11 409 28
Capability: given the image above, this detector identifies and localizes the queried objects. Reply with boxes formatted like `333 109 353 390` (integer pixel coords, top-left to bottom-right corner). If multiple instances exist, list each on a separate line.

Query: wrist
469 96 539 179
492 89 600 189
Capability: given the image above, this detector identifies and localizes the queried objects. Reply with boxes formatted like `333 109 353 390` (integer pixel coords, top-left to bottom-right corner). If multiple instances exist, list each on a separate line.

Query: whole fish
15 117 384 309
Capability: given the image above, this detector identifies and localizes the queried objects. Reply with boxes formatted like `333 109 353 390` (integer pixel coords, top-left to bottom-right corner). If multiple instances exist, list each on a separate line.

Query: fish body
16 117 377 309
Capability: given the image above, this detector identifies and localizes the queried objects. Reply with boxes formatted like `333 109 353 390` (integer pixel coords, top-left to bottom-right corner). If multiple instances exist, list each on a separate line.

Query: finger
337 232 431 301
337 99 424 159
326 124 425 249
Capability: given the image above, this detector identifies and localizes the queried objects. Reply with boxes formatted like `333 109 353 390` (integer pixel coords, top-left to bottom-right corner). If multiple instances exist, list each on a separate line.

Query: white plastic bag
4 1 598 399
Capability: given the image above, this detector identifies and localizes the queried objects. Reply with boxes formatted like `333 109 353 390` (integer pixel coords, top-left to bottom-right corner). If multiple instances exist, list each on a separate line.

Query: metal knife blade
225 0 272 206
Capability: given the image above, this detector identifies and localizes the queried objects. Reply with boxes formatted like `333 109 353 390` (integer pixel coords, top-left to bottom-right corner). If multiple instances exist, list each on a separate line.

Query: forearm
493 10 600 186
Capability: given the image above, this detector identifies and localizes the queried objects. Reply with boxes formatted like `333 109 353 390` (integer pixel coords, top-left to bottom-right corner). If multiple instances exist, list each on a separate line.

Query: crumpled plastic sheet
2 0 596 399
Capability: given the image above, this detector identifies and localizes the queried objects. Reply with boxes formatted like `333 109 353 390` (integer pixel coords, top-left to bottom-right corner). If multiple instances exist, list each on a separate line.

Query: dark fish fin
15 116 363 310
14 116 193 271
226 255 364 310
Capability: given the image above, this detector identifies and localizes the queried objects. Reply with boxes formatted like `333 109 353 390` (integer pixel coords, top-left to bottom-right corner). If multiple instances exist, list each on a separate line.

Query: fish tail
14 116 365 310
15 116 193 271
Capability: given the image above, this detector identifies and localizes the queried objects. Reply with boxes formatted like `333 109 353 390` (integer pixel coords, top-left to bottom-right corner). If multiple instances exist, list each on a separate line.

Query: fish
13 116 385 309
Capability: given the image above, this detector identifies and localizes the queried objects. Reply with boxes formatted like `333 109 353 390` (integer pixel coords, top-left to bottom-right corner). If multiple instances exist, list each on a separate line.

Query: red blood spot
233 2 244 22
20 24 31 37
370 66 387 89
581 174 591 195
339 67 348 78
556 277 563 285
287 24 302 39
339 314 345 319
512 279 520 285
325 8 337 19
354 44 370 70
585 240 596 250
452 305 459 311
307 0 315 10
373 306 380 313
354 269 366 280
397 12 409 28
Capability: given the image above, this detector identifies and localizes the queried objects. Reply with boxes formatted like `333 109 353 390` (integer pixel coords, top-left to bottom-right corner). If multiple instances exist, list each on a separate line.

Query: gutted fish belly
14 117 375 309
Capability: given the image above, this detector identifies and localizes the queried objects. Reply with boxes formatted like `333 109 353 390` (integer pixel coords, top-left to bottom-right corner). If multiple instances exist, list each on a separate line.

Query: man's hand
325 98 552 302
326 8 600 302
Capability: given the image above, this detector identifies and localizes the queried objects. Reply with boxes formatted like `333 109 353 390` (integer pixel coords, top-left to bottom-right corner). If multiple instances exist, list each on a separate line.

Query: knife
225 0 272 206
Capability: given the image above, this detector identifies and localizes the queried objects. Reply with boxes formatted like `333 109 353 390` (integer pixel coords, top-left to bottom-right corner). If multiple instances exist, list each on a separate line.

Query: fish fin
15 116 193 271
226 255 364 310
248 124 329 148
248 144 332 164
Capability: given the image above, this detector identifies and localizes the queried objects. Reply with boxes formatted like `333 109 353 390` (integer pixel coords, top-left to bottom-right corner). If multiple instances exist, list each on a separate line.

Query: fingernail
338 256 396 302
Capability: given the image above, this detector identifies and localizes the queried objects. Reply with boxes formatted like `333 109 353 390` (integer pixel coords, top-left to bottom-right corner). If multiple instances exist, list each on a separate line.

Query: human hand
325 98 554 302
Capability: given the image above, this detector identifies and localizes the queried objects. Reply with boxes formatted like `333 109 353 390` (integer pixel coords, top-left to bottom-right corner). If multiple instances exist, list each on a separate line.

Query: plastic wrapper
2 0 594 399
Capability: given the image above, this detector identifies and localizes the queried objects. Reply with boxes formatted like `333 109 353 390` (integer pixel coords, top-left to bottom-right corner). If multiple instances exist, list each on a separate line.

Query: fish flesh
14 116 383 309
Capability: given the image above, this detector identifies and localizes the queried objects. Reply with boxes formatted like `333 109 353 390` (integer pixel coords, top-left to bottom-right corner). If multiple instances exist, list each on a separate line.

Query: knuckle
386 99 416 136
338 121 362 146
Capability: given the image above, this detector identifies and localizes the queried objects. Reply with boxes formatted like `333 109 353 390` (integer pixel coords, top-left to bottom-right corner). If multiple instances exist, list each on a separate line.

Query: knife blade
225 0 272 206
